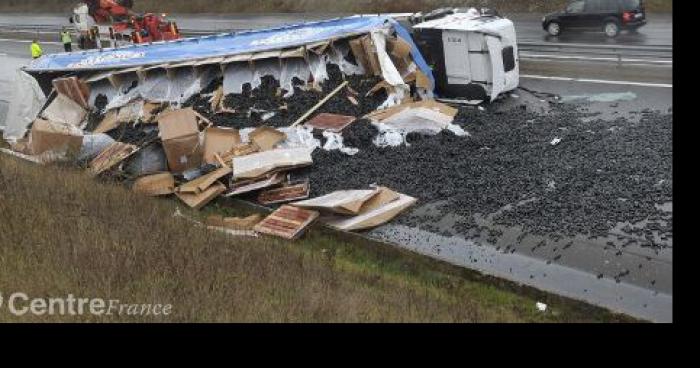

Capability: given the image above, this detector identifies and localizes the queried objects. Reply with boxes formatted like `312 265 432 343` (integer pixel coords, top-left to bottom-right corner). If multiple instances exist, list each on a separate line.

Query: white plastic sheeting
370 30 410 110
327 42 365 76
241 125 321 152
89 79 118 112
223 62 254 95
372 122 406 148
3 70 47 142
104 73 141 111
280 58 311 98
251 59 281 91
91 66 221 112
139 70 171 103
308 53 330 85
78 133 115 162
322 131 359 156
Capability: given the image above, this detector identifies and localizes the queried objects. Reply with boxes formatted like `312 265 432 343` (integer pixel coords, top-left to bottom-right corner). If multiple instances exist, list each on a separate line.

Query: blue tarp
25 15 434 90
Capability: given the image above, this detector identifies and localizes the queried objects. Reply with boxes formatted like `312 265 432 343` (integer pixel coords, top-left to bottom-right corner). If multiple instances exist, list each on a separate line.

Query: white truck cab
412 8 519 102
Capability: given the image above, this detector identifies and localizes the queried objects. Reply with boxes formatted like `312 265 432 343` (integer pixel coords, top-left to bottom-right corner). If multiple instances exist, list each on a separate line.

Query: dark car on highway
542 0 647 38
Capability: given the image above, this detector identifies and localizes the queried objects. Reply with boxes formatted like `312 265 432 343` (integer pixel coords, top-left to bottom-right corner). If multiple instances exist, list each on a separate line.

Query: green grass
0 155 638 322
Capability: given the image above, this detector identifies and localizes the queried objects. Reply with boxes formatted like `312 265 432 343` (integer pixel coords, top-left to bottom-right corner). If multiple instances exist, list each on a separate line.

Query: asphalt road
0 12 673 46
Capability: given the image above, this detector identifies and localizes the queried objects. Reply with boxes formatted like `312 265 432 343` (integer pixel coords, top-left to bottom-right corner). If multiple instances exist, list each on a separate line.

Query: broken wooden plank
290 80 349 127
88 142 138 176
178 166 232 194
253 205 319 240
304 113 356 133
224 172 285 197
175 181 226 210
258 180 310 205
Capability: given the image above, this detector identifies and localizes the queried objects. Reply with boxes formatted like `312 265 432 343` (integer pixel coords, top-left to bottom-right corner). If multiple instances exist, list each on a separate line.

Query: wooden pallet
253 205 319 240
257 180 310 205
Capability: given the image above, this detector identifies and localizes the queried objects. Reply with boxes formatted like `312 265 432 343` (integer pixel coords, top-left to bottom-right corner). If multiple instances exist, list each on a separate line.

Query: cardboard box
249 126 286 151
158 108 204 173
387 37 412 60
52 76 90 109
359 35 382 76
132 172 176 196
178 166 232 194
349 37 371 75
203 126 241 165
29 119 83 156
41 93 87 127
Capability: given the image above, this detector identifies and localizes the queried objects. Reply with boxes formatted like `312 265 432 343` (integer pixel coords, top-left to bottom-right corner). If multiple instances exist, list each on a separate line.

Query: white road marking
521 74 672 88
0 38 62 45
520 53 672 65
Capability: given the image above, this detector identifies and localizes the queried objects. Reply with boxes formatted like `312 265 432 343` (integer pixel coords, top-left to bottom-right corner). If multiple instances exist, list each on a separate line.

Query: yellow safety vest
31 43 43 58
61 32 72 44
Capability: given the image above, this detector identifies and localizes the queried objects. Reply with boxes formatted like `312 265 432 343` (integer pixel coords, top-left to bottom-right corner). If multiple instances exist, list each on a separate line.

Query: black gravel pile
85 94 109 132
197 64 388 130
107 123 159 146
298 103 673 246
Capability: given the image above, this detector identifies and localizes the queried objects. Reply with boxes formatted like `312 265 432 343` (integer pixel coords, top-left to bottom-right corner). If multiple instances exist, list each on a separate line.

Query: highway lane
0 12 672 46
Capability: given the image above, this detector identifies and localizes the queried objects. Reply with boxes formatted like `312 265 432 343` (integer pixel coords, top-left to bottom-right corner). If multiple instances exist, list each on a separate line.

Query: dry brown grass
0 0 673 13
0 155 637 322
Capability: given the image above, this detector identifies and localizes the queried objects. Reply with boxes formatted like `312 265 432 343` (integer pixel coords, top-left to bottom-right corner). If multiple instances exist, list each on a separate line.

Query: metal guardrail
518 41 672 65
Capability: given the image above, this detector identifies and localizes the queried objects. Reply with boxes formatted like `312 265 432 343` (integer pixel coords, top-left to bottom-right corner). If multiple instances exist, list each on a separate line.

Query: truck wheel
604 21 620 38
547 22 561 36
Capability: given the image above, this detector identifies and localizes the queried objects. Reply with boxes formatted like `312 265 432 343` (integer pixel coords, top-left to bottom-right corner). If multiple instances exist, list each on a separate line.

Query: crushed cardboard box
93 109 120 134
249 126 287 151
177 166 232 194
132 172 176 196
203 126 241 165
292 189 381 216
29 119 84 156
292 186 417 231
232 147 313 180
365 100 458 122
41 93 88 127
158 108 205 173
52 76 90 109
175 181 226 210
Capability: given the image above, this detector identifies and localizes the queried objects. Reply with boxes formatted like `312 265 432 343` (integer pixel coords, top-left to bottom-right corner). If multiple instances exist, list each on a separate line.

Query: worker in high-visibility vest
61 28 73 52
30 39 43 59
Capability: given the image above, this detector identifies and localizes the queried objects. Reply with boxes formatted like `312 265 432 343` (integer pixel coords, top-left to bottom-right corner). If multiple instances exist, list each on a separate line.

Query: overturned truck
1 10 519 234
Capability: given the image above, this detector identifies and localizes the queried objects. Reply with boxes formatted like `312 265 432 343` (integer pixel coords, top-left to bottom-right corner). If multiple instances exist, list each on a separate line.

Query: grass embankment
0 0 673 13
0 155 637 322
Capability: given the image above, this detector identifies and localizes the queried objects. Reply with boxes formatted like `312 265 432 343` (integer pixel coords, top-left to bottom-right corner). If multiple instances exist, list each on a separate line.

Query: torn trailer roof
24 15 432 84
